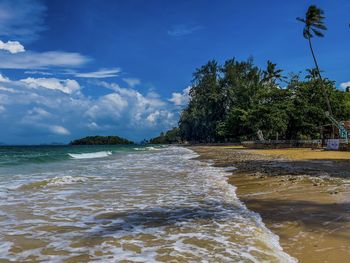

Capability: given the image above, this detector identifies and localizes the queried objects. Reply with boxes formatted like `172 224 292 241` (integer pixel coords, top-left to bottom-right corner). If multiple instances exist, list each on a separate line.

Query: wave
133 146 162 151
17 175 87 190
68 151 112 159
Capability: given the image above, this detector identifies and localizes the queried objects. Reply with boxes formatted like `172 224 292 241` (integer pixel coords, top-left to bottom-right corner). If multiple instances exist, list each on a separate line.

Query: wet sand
191 146 350 263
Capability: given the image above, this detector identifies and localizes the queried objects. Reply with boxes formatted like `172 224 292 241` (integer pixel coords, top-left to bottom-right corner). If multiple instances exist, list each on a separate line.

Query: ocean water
0 145 296 262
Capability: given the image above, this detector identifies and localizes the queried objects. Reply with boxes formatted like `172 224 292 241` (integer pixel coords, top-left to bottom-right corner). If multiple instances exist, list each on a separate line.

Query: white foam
68 151 112 159
133 147 147 151
133 146 162 151
0 242 12 255
46 175 87 186
0 146 297 262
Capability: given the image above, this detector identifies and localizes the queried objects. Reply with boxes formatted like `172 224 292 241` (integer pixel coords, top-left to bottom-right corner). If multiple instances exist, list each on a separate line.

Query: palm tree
297 5 332 115
262 60 284 85
305 68 323 80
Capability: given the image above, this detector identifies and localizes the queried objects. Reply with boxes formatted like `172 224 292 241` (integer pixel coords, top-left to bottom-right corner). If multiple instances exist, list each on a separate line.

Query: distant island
70 136 133 145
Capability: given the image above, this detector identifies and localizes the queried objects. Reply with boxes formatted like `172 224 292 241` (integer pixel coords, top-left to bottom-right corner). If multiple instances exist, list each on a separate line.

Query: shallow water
0 145 295 262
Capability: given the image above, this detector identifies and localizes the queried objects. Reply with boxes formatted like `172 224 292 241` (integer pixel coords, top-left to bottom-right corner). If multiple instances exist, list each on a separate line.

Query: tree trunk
307 36 335 138
307 36 332 115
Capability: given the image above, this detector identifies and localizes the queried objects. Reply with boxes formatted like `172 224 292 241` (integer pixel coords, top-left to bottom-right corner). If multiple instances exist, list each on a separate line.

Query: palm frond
312 28 324 37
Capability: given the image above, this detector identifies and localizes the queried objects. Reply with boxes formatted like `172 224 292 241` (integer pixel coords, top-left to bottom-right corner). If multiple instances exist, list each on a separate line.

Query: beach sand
191 146 350 263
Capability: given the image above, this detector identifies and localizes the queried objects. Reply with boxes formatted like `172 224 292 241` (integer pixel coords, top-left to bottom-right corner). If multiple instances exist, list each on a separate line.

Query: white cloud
168 25 203 37
28 107 52 118
86 93 128 120
0 74 178 143
0 51 90 69
146 110 174 124
0 40 25 54
169 86 191 106
0 74 10 82
74 68 121 78
89 81 171 127
87 122 99 130
21 77 80 94
340 81 350 90
0 86 17 93
49 125 70 135
24 70 53 76
0 0 46 42
123 78 141 87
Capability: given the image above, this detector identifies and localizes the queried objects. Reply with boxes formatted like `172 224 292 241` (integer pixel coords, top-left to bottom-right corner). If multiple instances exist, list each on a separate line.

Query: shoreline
190 146 350 262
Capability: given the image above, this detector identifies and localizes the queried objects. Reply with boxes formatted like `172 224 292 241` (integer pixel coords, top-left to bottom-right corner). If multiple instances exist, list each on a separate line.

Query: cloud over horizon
0 74 178 144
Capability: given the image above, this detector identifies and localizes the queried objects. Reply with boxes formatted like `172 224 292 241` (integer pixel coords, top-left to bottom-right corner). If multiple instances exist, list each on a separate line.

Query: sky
0 0 349 144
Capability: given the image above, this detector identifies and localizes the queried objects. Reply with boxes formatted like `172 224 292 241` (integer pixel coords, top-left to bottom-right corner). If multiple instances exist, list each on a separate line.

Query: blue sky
0 0 349 144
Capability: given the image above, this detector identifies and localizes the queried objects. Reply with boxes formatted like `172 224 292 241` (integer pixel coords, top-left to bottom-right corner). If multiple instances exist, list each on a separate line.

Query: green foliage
297 5 327 39
177 59 350 142
70 136 133 145
149 127 180 144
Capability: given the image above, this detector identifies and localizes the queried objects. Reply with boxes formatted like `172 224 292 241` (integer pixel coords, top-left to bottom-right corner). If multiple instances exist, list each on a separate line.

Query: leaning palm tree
262 60 284 85
297 5 332 115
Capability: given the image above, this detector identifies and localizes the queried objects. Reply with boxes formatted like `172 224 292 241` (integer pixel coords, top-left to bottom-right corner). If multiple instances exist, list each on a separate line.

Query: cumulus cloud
0 51 90 69
146 110 174 124
90 81 173 128
340 81 350 90
0 40 25 53
0 75 177 144
21 77 80 94
74 68 121 78
0 0 46 42
123 78 141 88
169 86 191 106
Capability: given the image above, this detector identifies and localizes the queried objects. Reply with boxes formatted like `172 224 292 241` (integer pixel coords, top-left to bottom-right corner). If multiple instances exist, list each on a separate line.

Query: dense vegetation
150 5 350 144
70 136 133 145
177 59 350 143
149 128 180 144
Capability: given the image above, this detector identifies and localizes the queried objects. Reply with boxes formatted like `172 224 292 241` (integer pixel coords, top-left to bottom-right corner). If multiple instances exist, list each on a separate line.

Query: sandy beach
191 146 350 263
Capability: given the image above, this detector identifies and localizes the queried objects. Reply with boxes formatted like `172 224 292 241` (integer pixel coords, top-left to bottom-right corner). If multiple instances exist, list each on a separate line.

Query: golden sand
191 146 350 263
249 148 350 160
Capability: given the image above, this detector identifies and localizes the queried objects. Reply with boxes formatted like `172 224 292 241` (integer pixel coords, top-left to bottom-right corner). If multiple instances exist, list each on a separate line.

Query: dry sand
191 146 350 263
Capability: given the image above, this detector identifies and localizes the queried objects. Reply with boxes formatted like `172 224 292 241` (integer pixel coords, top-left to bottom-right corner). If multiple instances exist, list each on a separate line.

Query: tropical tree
305 68 322 80
262 60 284 85
297 5 332 115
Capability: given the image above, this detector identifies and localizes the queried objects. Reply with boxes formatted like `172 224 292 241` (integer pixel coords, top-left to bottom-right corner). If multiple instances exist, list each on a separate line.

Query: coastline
190 146 350 263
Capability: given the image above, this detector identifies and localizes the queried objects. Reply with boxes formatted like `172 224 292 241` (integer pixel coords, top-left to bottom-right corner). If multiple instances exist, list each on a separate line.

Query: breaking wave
16 175 87 190
68 151 112 159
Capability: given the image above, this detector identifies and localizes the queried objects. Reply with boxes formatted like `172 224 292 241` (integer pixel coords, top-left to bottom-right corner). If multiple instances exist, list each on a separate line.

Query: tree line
176 59 350 143
70 136 133 145
149 5 350 144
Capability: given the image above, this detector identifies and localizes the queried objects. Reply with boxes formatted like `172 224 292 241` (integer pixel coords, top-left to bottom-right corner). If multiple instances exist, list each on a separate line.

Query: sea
0 145 296 262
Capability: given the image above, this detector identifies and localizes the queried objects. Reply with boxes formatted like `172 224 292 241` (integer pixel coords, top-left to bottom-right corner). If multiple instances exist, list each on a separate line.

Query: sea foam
0 146 296 262
68 151 112 159
16 175 87 190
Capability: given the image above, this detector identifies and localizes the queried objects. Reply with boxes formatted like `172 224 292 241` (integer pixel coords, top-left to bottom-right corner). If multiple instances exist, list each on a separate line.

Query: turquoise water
0 145 155 167
0 145 295 262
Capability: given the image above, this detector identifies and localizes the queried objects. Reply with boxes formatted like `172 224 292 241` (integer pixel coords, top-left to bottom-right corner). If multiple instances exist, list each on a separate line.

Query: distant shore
190 146 350 262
